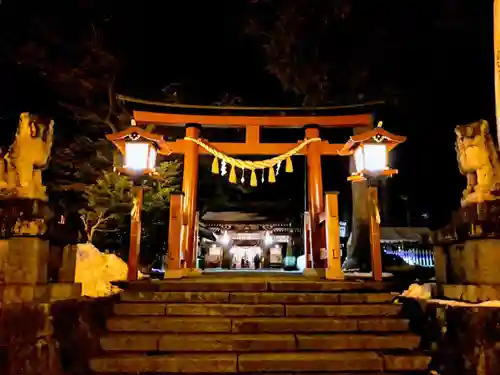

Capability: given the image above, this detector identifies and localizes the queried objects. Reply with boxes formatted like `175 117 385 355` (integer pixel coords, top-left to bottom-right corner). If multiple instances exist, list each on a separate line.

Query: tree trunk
89 226 96 243
342 154 371 272
88 219 102 243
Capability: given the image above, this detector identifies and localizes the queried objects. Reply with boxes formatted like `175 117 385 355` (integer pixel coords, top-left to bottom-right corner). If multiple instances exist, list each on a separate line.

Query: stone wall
400 297 500 375
0 296 115 375
434 239 500 302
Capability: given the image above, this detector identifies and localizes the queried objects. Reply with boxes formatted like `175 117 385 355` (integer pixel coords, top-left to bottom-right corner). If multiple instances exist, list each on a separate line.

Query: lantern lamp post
106 121 171 280
339 122 406 281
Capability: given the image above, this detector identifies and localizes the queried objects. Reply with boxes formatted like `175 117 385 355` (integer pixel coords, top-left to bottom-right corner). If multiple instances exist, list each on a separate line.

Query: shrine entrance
199 211 301 271
131 109 373 276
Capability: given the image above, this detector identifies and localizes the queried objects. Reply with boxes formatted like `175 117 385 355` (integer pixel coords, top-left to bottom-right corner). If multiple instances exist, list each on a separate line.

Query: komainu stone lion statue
0 113 54 201
455 120 500 206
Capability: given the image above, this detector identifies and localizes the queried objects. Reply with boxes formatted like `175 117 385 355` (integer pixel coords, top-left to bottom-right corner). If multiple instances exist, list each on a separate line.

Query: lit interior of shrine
199 211 301 271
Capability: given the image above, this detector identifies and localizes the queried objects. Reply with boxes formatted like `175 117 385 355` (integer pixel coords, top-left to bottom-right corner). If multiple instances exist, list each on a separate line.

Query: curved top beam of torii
132 110 373 128
128 108 377 156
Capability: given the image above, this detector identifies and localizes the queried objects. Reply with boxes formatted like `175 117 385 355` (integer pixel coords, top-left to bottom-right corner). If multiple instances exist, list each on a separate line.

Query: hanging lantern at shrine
106 120 171 177
338 122 406 182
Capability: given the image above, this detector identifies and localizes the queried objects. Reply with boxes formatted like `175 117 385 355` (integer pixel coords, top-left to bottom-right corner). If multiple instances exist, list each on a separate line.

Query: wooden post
127 185 143 281
367 185 383 281
181 124 201 269
303 212 313 269
325 192 344 280
305 125 326 268
167 193 183 271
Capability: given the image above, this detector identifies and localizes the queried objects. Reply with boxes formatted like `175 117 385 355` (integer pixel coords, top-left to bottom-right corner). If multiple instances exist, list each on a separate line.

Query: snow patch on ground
427 299 500 308
75 243 143 297
400 283 500 308
401 283 432 299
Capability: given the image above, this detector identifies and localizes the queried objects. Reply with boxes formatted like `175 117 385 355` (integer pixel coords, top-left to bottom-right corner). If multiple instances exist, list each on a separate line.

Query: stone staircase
90 276 431 374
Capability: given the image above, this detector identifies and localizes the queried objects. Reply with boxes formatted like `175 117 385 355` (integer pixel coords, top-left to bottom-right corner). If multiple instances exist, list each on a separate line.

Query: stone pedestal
59 244 77 283
0 238 81 304
0 198 81 304
0 237 49 283
433 200 500 302
435 239 500 284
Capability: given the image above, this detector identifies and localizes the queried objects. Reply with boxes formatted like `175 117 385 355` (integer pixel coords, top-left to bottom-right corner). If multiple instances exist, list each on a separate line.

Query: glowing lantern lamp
107 122 170 177
219 231 231 246
338 122 406 182
124 140 158 172
264 231 273 246
106 121 171 281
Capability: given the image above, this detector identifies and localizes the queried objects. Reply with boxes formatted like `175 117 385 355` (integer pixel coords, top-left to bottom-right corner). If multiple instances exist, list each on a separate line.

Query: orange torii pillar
305 125 326 269
180 124 201 269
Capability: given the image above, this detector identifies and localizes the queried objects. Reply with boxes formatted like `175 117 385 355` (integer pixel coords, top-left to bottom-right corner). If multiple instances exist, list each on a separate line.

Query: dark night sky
0 0 495 229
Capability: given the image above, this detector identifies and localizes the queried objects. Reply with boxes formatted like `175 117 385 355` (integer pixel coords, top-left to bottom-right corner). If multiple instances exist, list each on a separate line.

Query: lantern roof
106 126 172 156
338 126 406 156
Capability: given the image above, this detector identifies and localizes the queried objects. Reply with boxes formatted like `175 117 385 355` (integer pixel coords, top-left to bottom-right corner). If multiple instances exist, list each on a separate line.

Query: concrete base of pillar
303 268 345 280
325 267 345 280
163 269 185 279
302 268 325 278
183 268 203 277
164 268 203 279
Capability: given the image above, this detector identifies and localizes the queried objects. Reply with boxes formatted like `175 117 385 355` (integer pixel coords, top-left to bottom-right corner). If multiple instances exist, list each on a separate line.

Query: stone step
107 316 409 333
101 333 296 352
90 352 430 373
238 352 431 373
93 373 409 375
115 303 285 317
120 291 396 304
233 318 410 333
267 280 393 293
100 333 420 352
107 317 232 333
113 303 401 317
90 353 237 373
116 278 394 293
383 354 432 372
230 292 396 305
121 291 231 303
285 304 401 317
296 333 421 351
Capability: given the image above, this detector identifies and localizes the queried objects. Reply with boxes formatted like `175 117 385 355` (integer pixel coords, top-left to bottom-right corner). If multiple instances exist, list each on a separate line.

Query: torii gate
133 109 373 273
